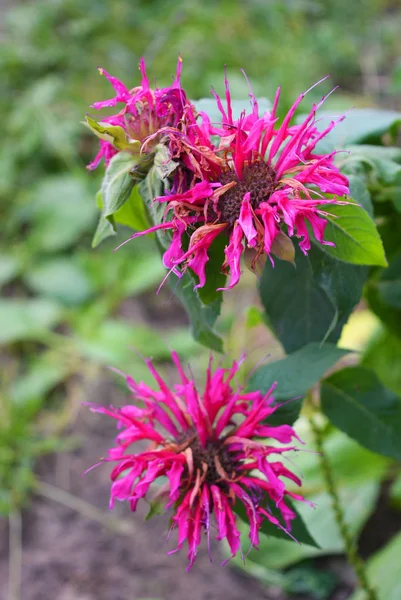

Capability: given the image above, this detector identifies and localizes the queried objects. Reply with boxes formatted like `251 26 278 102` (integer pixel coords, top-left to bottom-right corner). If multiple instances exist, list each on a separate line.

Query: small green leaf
84 116 141 152
321 366 401 459
319 201 387 266
248 343 349 426
0 299 62 344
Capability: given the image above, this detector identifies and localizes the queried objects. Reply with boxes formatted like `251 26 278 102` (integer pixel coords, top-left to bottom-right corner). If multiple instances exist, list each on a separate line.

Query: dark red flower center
177 430 240 485
213 161 276 226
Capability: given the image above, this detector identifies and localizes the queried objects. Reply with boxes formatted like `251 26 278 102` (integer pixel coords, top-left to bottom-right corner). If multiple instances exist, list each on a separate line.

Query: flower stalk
308 415 378 600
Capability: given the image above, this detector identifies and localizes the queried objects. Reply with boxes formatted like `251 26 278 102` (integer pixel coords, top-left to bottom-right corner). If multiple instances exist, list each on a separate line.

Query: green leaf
0 299 62 344
101 152 138 222
365 252 401 338
321 366 401 459
84 116 140 152
113 185 151 232
362 328 401 396
74 319 200 373
196 233 226 306
248 343 349 426
234 496 319 548
318 201 387 266
137 167 224 351
259 248 336 353
349 530 401 600
24 258 94 306
27 176 97 252
308 109 401 153
308 244 368 342
172 272 224 352
137 166 169 248
10 353 70 408
232 430 387 571
347 173 373 216
0 254 21 287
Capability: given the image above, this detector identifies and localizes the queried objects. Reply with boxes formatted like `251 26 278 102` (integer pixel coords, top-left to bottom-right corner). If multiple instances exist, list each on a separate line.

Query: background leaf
321 366 401 459
248 343 349 425
0 299 62 345
318 202 387 266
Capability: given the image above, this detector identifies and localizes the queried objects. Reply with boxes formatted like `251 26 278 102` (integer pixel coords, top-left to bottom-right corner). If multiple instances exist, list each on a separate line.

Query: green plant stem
309 416 378 600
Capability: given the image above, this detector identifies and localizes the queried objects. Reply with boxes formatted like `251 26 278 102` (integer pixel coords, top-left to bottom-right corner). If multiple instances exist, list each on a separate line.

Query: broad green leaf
259 248 337 353
0 299 62 344
196 233 226 307
363 328 401 396
389 473 401 510
138 166 169 248
365 252 401 338
113 185 151 232
375 251 401 309
350 530 401 600
308 244 368 342
234 496 319 548
319 201 387 266
84 116 140 152
24 258 94 306
101 152 138 221
235 482 380 571
321 366 401 459
248 343 349 426
347 173 373 216
172 272 224 352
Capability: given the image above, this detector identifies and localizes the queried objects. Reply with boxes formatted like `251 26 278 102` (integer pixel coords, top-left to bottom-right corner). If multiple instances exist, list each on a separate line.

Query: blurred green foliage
1 0 401 596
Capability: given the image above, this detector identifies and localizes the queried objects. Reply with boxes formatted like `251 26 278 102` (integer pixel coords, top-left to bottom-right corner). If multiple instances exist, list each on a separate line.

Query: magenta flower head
122 74 350 290
88 353 308 569
86 57 191 170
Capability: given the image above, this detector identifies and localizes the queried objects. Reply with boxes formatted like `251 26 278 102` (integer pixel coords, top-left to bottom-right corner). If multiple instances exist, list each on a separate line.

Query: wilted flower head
122 74 350 290
89 353 308 569
86 57 193 170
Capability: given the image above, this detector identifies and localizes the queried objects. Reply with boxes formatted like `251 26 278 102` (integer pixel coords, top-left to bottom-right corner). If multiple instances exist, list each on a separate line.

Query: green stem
309 416 378 600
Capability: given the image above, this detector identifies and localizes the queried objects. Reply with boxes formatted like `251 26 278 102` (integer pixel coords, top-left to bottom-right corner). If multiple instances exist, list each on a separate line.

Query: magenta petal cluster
122 74 351 290
89 353 308 569
87 57 189 170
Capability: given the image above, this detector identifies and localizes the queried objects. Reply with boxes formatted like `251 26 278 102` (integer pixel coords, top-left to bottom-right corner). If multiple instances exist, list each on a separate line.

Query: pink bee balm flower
121 74 350 290
88 353 308 569
87 57 194 170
